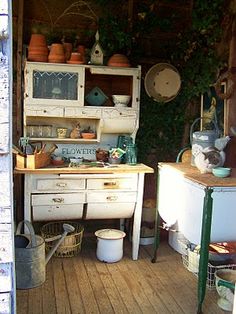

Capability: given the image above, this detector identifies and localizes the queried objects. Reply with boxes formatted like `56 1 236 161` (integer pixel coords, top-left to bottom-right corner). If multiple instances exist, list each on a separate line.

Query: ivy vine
97 0 227 163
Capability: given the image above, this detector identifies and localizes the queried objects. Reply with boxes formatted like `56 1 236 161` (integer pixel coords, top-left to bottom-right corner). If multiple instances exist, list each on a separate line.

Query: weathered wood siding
0 0 16 313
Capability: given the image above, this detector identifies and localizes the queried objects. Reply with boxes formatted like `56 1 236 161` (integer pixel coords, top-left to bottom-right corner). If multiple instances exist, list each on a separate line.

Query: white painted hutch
15 61 153 260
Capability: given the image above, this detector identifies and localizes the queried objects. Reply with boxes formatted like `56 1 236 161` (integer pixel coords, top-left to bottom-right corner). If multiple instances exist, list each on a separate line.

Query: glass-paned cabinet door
24 62 85 106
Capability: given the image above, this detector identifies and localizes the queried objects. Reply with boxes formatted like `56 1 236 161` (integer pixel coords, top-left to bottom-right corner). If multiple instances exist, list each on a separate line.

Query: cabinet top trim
25 61 141 73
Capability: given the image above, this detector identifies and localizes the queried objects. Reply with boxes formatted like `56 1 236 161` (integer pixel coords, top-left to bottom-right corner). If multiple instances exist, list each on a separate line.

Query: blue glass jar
125 144 137 165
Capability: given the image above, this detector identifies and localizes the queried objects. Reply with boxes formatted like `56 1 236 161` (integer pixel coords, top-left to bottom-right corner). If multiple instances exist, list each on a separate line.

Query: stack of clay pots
28 34 49 62
48 43 65 63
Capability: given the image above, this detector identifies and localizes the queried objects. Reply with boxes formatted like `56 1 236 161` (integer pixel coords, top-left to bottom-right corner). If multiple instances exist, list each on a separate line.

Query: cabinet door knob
56 183 67 187
52 197 64 203
106 195 118 201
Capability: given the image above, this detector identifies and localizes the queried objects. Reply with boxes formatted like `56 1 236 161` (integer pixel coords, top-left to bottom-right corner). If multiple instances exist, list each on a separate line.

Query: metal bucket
15 220 46 289
190 117 219 166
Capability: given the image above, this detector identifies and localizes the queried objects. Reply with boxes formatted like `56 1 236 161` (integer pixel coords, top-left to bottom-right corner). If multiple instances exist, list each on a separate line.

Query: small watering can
190 117 220 166
15 220 75 289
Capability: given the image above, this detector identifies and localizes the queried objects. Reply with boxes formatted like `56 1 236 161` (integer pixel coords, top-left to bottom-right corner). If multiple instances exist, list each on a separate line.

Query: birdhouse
90 31 104 65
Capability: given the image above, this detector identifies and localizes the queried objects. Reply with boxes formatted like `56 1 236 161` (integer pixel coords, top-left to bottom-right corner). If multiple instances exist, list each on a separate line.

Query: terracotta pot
48 44 65 63
28 53 48 62
63 42 73 61
107 54 130 67
29 34 47 48
67 52 84 64
28 34 48 62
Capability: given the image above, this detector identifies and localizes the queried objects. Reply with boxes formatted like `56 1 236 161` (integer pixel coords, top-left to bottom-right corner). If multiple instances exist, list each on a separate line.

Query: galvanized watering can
190 117 220 166
15 220 75 289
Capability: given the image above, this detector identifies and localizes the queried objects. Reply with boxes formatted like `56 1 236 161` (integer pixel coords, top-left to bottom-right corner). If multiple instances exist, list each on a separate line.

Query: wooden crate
16 154 26 169
16 152 51 169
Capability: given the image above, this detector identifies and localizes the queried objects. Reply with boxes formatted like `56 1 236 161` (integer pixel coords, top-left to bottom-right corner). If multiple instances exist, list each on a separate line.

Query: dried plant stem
53 1 98 27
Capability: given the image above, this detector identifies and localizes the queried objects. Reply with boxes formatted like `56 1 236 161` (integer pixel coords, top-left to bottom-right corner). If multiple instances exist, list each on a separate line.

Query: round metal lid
144 63 181 103
95 229 126 240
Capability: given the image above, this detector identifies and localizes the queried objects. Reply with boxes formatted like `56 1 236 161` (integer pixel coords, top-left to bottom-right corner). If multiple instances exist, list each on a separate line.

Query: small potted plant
81 126 96 139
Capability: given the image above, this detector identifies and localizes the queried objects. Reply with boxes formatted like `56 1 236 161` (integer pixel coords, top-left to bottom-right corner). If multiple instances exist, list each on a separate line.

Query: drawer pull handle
56 183 67 187
106 196 118 201
104 182 118 187
52 198 64 203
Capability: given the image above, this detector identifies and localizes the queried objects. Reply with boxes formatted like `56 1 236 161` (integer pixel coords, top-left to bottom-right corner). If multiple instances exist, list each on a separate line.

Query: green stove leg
197 188 213 314
152 169 161 263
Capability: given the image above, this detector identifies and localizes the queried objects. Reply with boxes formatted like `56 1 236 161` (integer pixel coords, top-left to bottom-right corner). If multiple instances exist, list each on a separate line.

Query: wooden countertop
159 162 236 187
14 163 154 175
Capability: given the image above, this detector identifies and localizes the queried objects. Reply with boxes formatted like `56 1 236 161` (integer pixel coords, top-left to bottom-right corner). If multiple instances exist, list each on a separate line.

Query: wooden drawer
25 105 64 117
64 107 101 118
32 204 84 221
32 193 85 206
86 176 138 191
36 178 86 191
85 202 135 219
87 191 137 203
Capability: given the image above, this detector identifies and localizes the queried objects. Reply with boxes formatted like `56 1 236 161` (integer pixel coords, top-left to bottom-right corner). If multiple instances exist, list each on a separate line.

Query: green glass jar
125 144 137 165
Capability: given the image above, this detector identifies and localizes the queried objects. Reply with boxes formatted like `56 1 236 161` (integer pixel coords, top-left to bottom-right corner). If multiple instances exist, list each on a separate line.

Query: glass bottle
125 144 137 165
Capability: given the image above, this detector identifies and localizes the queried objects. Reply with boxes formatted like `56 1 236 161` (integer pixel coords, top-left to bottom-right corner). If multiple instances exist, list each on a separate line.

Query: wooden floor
16 238 226 314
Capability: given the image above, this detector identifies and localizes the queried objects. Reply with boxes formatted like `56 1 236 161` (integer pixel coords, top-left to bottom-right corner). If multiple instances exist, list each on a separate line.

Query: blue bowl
212 167 231 178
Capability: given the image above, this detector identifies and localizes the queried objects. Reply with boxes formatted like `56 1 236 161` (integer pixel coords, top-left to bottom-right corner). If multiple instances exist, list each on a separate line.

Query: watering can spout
45 223 75 264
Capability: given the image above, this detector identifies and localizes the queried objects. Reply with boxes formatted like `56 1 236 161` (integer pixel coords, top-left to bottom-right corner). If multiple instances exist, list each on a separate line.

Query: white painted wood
22 60 151 260
86 203 135 219
36 178 86 191
33 204 84 221
0 263 12 292
132 173 145 260
23 171 150 260
23 62 141 142
0 0 15 311
25 105 64 117
32 192 85 206
86 175 138 190
102 108 138 133
158 166 236 244
24 62 85 106
0 293 11 313
64 107 102 118
87 191 137 203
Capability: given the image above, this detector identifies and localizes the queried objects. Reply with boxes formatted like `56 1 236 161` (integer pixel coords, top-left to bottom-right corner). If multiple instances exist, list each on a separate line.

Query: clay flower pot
29 34 46 46
28 34 48 62
67 52 84 64
48 44 65 63
107 54 130 67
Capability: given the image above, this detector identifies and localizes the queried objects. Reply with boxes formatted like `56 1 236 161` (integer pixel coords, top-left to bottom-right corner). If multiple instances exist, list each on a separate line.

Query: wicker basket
41 221 84 258
182 252 236 290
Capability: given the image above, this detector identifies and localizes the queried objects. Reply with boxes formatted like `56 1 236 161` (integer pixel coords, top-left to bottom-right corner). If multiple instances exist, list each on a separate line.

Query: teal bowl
212 167 231 178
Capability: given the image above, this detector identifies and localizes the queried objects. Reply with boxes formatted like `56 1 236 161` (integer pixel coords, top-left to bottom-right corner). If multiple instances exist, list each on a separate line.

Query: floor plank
63 258 85 314
53 258 71 314
83 247 114 313
16 238 226 314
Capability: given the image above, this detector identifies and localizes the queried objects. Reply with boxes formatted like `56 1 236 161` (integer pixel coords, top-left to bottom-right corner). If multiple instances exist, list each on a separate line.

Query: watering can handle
15 220 37 247
45 223 75 265
190 117 219 145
